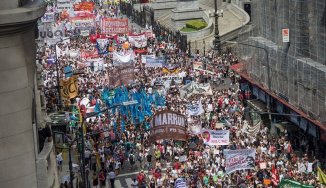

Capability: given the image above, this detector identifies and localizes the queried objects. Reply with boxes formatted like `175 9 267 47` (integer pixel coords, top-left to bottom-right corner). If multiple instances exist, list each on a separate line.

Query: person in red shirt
137 170 146 185
173 160 180 170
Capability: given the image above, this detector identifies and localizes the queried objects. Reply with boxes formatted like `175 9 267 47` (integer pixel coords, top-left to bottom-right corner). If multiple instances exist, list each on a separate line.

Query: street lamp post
212 0 223 53
203 40 206 56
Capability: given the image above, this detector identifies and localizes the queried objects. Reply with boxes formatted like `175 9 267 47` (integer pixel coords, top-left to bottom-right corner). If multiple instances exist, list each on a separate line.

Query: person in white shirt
108 170 116 188
131 178 138 188
56 152 63 171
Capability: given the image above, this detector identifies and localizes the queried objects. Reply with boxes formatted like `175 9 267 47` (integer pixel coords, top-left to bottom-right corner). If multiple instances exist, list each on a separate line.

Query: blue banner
145 57 165 68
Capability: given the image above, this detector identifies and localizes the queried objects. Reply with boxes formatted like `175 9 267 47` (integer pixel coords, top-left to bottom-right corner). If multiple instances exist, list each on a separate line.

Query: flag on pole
271 165 279 186
318 167 326 185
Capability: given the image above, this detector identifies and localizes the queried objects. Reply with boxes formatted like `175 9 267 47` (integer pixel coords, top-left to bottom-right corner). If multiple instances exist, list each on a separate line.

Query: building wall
238 0 326 124
0 0 46 187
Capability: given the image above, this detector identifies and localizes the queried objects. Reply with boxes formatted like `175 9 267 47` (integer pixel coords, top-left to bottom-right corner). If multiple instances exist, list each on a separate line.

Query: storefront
231 63 326 159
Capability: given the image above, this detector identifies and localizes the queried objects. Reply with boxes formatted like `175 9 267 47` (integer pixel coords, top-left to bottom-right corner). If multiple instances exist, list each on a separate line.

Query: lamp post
203 40 206 56
55 38 70 110
212 0 223 53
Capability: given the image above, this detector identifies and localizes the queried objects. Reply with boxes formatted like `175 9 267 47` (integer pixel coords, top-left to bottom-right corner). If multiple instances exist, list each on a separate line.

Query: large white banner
128 33 147 48
201 129 229 145
186 100 204 116
224 149 256 174
56 0 73 12
141 54 155 64
145 57 165 68
113 51 134 65
180 81 213 98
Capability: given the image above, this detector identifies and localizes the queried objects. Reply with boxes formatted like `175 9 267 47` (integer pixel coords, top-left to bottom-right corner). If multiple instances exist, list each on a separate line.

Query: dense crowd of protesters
37 1 325 188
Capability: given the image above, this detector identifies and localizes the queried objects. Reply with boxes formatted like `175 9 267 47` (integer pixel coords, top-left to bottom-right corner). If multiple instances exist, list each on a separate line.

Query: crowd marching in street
36 0 326 188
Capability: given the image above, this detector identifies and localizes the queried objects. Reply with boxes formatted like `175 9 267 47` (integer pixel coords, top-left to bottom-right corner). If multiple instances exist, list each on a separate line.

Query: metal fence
120 2 188 53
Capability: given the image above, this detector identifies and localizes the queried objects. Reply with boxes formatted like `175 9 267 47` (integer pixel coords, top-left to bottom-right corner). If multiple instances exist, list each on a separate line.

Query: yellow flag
60 75 78 100
318 167 326 185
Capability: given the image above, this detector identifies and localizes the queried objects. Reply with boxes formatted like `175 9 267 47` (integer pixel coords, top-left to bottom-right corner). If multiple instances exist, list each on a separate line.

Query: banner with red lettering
73 2 95 12
128 33 147 48
70 16 95 30
80 50 99 59
225 149 256 174
101 18 129 35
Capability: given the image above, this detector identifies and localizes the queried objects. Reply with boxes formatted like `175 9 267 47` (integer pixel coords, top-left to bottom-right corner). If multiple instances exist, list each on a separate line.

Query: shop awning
230 63 326 141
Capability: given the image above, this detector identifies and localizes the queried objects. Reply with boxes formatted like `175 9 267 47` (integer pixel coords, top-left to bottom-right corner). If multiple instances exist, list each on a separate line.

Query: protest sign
180 81 213 98
71 16 95 30
224 149 256 174
60 75 78 99
101 18 129 35
64 66 73 78
118 65 135 86
141 54 155 64
186 100 204 116
201 129 229 145
113 51 134 65
41 12 55 23
260 162 267 169
155 74 184 85
150 110 187 141
56 0 73 12
145 57 165 68
193 61 203 70
128 33 147 48
279 179 314 188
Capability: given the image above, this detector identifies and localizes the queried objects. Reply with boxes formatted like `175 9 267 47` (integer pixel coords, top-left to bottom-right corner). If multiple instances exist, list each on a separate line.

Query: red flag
272 165 279 186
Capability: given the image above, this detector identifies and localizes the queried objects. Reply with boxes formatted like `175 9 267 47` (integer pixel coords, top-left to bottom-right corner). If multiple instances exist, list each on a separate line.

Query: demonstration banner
56 0 73 12
41 12 55 23
193 61 203 70
81 50 99 59
279 179 314 188
155 74 185 85
73 2 95 12
113 51 134 65
118 65 135 86
71 16 95 30
101 18 129 35
128 33 147 48
201 129 229 145
162 62 180 74
84 58 105 72
150 110 187 141
224 149 256 174
180 81 213 98
109 65 135 86
60 75 78 99
186 100 204 116
145 57 165 68
141 54 155 64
